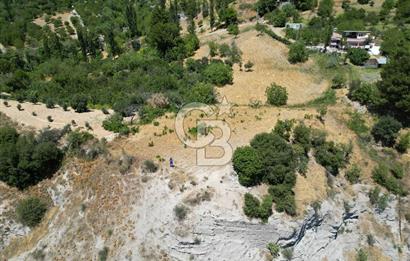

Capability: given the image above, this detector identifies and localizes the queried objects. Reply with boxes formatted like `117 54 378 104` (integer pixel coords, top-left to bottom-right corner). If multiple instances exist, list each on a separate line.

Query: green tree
371 116 402 147
256 0 278 16
148 21 181 58
209 0 215 29
396 132 410 153
347 48 370 65
204 61 233 86
6 70 31 91
16 197 47 228
378 49 410 123
266 84 288 106
233 146 264 186
314 141 351 175
125 3 138 37
106 29 121 57
288 41 309 63
270 9 287 27
294 0 317 10
70 95 89 113
318 0 334 17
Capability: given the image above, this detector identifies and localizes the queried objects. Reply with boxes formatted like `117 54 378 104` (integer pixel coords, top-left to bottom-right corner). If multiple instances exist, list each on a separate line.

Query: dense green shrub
70 94 89 113
371 116 402 147
0 126 63 189
269 184 296 215
347 48 370 65
396 132 410 153
391 162 404 179
314 141 351 175
102 114 130 135
348 83 381 106
16 197 47 227
243 193 261 218
372 163 404 195
273 119 294 141
243 193 273 222
66 130 94 153
250 133 297 186
235 128 300 217
233 146 264 186
345 164 362 184
318 0 334 18
203 61 233 86
256 0 278 15
288 42 309 64
269 9 287 27
266 84 288 106
185 83 216 104
293 123 312 152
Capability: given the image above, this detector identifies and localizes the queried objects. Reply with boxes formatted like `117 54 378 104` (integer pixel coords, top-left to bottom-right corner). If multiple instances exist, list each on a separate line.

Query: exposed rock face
1 161 408 261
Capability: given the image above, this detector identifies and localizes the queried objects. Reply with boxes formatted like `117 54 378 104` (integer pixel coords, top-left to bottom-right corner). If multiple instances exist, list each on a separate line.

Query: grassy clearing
289 89 337 108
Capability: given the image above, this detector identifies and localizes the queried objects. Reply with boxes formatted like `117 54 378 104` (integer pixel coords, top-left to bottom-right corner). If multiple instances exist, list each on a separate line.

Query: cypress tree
202 0 209 18
209 0 215 29
125 3 138 37
106 29 121 57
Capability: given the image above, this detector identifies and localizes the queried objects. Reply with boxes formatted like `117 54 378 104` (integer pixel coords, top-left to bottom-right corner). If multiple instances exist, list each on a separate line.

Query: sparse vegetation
174 204 189 221
266 84 288 106
98 247 109 261
16 197 47 227
142 160 158 173
266 242 280 258
346 164 362 184
368 187 389 212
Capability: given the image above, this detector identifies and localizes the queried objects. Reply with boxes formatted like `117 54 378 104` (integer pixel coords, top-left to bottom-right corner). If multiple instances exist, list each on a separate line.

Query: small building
364 56 387 68
364 58 379 69
343 31 371 48
376 56 387 66
285 23 303 30
330 32 342 49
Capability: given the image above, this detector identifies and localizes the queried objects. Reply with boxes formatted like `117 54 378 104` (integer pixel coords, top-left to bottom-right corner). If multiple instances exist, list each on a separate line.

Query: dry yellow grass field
195 29 329 106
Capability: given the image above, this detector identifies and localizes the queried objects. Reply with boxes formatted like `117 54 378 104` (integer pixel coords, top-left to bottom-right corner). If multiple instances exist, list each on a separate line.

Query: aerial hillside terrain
0 0 409 260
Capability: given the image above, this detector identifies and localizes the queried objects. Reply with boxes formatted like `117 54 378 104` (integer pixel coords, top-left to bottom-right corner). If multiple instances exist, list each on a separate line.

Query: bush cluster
371 116 402 147
16 197 47 227
0 126 63 189
266 84 288 106
243 193 273 222
372 163 405 195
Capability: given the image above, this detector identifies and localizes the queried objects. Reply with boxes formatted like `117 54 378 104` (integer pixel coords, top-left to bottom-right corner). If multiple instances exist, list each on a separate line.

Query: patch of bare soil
0 99 113 139
195 29 328 106
33 11 78 39
294 159 328 215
